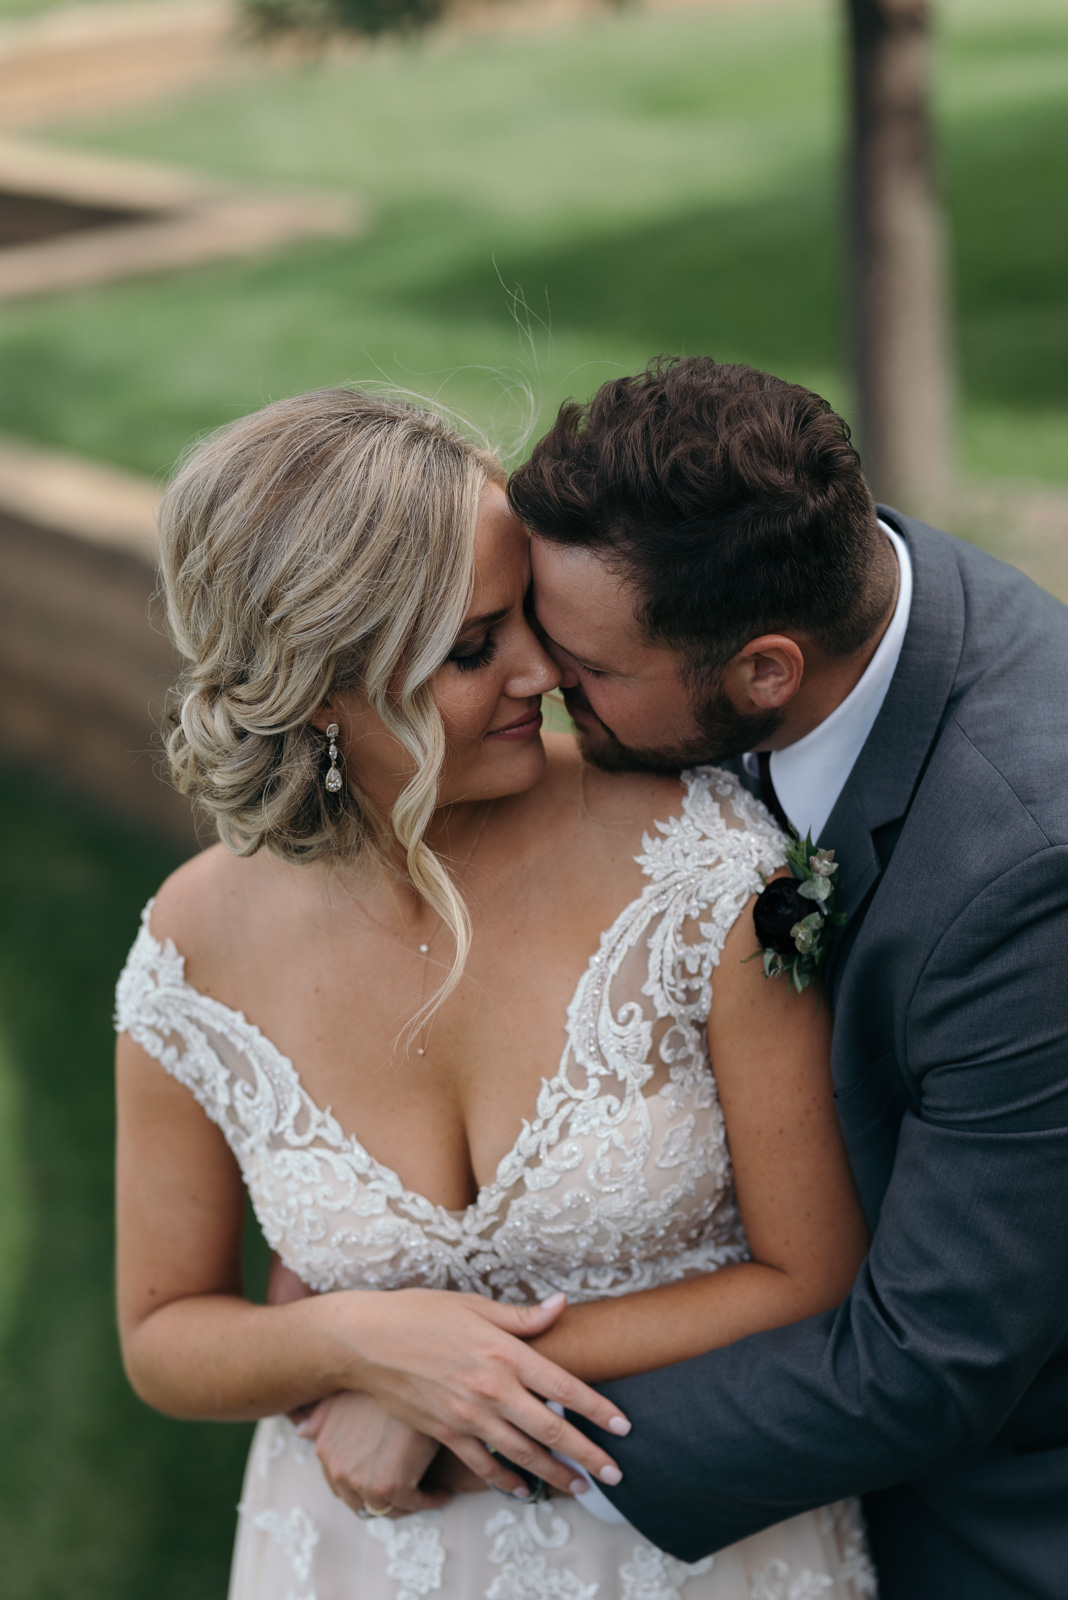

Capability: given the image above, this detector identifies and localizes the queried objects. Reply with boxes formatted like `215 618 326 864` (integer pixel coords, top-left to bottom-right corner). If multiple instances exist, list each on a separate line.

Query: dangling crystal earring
324 723 343 794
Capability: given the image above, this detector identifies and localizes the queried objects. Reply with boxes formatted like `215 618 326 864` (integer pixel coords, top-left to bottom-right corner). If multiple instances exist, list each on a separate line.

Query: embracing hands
317 1286 629 1504
268 1256 631 1511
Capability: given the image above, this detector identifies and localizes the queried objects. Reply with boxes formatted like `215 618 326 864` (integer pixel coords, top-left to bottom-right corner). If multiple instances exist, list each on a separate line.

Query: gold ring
357 1500 394 1519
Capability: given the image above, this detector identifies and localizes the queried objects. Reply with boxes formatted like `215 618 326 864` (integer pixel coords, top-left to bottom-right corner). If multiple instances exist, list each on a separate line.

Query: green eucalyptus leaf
756 830 843 992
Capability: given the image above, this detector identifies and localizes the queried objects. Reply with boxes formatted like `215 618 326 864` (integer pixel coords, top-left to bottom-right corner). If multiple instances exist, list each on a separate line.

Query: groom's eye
447 633 500 673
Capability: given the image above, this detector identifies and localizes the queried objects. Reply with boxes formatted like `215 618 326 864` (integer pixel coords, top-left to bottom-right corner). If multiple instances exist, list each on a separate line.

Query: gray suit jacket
577 512 1068 1596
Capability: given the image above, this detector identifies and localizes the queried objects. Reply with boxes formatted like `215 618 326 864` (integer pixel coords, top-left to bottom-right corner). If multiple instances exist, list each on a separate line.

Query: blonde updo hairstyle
159 387 505 1012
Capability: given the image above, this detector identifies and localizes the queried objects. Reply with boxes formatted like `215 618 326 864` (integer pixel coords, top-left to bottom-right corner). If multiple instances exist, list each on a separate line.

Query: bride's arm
527 898 871 1385
115 1033 630 1500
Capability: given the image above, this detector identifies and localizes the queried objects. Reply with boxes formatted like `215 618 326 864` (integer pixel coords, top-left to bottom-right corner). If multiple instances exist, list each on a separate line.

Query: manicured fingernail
511 1484 530 1499
539 1292 566 1310
608 1416 631 1436
570 1478 588 1495
599 1465 623 1486
295 1420 310 1436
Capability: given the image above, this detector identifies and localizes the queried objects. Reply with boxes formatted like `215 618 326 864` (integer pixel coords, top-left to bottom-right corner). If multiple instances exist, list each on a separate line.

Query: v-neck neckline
138 888 638 1225
132 770 740 1227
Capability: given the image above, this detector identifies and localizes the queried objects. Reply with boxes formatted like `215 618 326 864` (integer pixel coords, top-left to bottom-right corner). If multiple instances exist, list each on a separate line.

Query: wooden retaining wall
0 438 196 844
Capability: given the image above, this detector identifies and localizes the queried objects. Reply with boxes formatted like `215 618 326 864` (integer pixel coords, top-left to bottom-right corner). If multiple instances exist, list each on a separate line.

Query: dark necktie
757 751 795 837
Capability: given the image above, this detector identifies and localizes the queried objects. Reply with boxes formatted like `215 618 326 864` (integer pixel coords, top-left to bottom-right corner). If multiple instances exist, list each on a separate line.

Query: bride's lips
486 704 543 741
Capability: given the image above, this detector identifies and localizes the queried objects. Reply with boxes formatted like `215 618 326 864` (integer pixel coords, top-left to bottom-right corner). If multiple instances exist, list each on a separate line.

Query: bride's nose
505 624 561 699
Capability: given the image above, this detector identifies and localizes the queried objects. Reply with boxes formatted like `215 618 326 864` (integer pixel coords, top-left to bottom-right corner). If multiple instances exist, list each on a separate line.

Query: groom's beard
562 682 784 776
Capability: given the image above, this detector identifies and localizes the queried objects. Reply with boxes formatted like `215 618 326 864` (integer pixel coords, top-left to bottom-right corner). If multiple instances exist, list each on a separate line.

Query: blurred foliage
0 765 267 1600
243 0 450 43
2 0 1064 489
0 1020 29 1353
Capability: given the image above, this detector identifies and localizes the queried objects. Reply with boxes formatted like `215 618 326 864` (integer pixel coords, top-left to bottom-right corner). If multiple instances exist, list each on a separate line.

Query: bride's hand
295 1392 449 1518
323 1288 630 1501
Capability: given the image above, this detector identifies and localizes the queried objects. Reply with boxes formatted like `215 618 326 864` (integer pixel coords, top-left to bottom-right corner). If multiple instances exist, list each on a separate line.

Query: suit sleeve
572 846 1068 1561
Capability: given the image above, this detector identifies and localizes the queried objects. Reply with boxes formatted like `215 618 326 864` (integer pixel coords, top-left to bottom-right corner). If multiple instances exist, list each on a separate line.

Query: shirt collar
744 521 913 844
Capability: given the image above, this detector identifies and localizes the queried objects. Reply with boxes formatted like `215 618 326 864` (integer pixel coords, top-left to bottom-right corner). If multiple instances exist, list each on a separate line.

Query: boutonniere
750 834 846 992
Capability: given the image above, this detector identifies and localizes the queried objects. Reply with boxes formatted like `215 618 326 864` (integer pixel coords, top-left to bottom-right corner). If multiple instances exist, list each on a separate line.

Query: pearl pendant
416 1047 425 1056
419 943 429 954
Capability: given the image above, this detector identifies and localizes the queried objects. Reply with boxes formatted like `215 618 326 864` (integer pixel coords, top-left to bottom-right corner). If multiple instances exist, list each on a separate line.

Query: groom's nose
530 608 581 688
540 632 581 689
553 652 581 689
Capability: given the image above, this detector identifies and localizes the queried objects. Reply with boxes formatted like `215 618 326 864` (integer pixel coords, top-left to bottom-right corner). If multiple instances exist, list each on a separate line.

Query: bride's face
321 484 560 815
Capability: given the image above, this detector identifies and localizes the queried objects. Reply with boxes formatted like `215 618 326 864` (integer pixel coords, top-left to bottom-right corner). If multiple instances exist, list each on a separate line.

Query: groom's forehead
530 536 650 663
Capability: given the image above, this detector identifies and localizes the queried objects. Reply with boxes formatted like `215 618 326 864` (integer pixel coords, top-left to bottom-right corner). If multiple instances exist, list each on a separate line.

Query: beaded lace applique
115 767 785 1306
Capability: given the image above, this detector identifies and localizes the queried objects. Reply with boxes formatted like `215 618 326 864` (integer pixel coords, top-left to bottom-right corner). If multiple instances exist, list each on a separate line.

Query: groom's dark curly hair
508 356 889 674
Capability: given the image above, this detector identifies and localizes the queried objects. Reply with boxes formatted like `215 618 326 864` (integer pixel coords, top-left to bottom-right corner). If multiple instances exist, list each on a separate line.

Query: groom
506 357 1068 1599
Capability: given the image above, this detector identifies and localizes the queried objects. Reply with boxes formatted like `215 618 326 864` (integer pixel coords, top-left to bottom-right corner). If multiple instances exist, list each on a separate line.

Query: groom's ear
724 636 805 712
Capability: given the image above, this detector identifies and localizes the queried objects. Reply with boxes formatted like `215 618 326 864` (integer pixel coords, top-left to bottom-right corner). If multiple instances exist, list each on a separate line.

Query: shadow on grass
0 766 261 1600
405 182 844 385
402 91 1067 413
0 69 1060 485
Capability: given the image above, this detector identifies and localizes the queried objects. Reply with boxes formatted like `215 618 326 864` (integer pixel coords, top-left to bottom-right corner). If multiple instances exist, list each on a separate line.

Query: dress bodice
115 767 786 1304
115 767 880 1600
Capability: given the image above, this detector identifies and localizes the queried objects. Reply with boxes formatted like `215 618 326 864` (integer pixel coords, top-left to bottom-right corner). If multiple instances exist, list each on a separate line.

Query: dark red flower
753 878 812 956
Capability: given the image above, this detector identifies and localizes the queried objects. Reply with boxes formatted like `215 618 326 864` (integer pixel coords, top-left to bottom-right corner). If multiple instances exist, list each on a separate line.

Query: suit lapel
821 510 966 974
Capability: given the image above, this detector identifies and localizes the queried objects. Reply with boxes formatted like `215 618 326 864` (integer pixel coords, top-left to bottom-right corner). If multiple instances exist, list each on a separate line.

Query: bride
115 387 875 1599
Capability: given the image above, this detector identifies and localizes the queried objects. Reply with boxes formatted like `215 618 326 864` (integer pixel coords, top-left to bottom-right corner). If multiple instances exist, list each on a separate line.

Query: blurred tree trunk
847 0 953 521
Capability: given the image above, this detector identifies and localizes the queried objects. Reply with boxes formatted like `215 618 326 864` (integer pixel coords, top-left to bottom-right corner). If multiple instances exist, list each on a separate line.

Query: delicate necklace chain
351 801 493 1057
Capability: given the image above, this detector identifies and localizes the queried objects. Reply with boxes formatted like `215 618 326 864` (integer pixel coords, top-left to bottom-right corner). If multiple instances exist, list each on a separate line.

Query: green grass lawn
0 0 1064 489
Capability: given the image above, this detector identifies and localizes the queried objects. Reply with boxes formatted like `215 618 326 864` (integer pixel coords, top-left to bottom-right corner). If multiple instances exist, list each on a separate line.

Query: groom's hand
296 1390 449 1518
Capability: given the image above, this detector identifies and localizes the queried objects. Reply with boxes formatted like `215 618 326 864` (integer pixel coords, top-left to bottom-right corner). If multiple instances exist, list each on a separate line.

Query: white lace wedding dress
116 767 876 1600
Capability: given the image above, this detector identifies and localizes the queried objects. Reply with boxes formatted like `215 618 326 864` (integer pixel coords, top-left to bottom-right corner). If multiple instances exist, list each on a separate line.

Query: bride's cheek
440 683 497 744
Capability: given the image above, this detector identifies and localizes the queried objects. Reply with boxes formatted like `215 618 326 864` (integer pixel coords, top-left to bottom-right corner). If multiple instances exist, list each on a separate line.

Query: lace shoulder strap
604 761 789 1049
634 764 787 1027
640 764 785 882
116 901 374 1170
490 766 788 1230
557 765 786 1102
115 900 246 1139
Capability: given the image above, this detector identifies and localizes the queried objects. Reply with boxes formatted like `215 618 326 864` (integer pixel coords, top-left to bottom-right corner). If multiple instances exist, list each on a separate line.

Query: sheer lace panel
115 767 785 1302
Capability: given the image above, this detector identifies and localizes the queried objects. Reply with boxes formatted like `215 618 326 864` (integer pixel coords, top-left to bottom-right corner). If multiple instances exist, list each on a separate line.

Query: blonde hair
159 387 505 1018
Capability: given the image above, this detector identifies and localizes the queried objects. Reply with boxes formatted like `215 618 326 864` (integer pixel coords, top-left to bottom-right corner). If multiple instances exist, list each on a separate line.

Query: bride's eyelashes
447 632 500 673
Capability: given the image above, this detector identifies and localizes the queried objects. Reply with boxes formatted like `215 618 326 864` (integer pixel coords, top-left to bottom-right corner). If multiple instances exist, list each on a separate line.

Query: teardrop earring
324 723 343 794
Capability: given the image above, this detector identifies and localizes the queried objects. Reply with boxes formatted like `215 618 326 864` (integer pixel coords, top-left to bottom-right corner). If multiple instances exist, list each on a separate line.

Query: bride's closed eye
447 633 500 673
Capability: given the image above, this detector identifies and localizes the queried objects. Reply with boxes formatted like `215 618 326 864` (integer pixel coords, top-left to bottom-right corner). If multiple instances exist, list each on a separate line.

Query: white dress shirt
744 521 913 843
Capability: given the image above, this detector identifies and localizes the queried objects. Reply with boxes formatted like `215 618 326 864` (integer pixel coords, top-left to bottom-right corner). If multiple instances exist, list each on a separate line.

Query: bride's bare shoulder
585 766 692 841
146 843 256 965
530 732 690 838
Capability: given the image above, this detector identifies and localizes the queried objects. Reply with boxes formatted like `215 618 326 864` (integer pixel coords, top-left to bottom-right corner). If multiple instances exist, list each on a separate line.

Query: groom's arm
572 846 1068 1562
